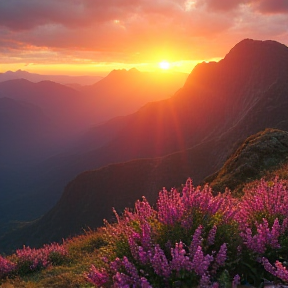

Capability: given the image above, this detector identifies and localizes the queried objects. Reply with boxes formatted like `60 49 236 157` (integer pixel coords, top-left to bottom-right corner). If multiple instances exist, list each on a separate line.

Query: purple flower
86 265 109 286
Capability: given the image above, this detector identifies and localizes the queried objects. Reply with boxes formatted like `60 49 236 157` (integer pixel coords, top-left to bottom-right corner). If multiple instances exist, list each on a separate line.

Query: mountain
205 128 288 193
0 70 187 237
0 97 54 235
77 68 188 126
0 69 103 86
27 39 288 194
0 79 92 136
2 39 288 252
2 127 288 252
0 97 52 165
0 139 219 251
0 69 188 138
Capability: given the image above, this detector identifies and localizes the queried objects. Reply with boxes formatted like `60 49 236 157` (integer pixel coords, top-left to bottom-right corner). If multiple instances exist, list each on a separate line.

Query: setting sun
159 61 170 70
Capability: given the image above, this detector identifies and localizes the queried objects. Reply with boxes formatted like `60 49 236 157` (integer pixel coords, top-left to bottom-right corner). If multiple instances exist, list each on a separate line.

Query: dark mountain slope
0 97 52 165
3 127 288 251
0 97 54 235
0 79 90 135
0 138 220 251
0 70 186 236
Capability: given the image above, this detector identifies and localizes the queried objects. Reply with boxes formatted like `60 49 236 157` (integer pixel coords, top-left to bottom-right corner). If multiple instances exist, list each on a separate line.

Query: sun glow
159 61 170 70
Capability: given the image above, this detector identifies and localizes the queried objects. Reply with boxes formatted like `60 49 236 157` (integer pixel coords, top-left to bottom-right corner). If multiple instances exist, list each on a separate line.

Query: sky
0 0 288 76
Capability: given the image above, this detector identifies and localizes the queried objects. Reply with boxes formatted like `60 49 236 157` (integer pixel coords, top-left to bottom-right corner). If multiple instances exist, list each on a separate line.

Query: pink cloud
253 0 288 14
199 0 249 11
0 0 288 67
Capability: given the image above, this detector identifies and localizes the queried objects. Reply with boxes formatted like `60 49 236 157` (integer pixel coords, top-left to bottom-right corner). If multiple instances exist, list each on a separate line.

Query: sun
159 61 170 70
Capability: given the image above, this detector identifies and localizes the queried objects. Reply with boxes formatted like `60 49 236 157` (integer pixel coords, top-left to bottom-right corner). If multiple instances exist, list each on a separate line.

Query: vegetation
1 174 288 287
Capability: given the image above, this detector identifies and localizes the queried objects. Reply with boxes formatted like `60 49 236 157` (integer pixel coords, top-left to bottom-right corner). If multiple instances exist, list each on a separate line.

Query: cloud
0 0 288 68
197 0 248 11
201 0 288 14
0 0 185 31
253 0 288 14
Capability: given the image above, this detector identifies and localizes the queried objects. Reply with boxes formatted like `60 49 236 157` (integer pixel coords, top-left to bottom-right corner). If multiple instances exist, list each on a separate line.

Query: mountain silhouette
0 70 187 236
0 69 103 86
34 39 288 182
2 39 288 251
79 68 188 126
0 97 52 165
0 97 54 235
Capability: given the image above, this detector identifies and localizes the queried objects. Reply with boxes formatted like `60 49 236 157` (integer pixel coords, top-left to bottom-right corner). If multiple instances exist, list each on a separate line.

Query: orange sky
1 0 288 76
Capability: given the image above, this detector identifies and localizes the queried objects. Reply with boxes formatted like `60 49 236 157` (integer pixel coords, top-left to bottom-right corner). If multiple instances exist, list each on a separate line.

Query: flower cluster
262 258 288 283
86 177 288 287
0 255 16 278
240 218 282 254
87 231 227 287
237 177 288 228
0 242 68 278
15 243 68 273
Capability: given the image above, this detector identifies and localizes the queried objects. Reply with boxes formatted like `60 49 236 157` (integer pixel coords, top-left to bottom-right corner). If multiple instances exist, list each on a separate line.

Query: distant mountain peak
108 67 140 75
128 67 140 73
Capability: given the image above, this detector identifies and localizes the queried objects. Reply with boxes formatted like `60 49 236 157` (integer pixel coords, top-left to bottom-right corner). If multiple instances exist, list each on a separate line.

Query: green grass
0 229 109 288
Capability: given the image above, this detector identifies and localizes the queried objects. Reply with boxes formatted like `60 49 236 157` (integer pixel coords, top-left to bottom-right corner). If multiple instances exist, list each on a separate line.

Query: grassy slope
2 158 288 288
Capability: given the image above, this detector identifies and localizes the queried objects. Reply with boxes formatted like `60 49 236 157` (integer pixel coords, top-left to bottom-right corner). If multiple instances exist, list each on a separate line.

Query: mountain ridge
2 39 288 252
0 69 103 86
0 69 187 237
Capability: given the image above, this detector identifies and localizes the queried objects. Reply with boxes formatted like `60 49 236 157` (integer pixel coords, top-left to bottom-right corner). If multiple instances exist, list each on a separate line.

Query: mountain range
0 69 187 236
1 39 288 252
0 69 103 86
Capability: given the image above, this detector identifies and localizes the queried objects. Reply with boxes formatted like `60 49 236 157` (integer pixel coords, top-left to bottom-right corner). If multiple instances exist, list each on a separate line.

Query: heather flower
241 218 283 254
14 243 68 274
110 257 122 273
211 282 220 288
232 274 241 288
274 261 288 282
189 225 203 257
86 265 109 286
140 277 152 288
262 257 288 283
237 177 288 228
135 197 155 220
122 256 140 282
170 241 193 272
140 221 152 251
157 187 184 225
138 246 149 264
199 273 211 287
192 246 213 276
207 225 217 246
113 271 133 287
86 178 288 287
213 243 227 272
15 246 49 271
150 244 171 279
0 255 16 278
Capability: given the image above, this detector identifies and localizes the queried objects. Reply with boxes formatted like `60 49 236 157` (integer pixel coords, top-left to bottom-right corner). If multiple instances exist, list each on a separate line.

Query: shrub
86 179 240 287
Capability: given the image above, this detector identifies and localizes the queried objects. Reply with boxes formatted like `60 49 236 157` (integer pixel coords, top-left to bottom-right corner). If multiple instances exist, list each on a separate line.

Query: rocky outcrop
206 129 288 193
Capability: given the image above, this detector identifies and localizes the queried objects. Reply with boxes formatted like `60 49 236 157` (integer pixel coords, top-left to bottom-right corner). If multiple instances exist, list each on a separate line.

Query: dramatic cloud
0 0 288 72
254 0 288 14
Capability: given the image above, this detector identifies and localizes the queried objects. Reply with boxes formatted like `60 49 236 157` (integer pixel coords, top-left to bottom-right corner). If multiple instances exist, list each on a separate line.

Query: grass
0 229 109 288
2 162 288 287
